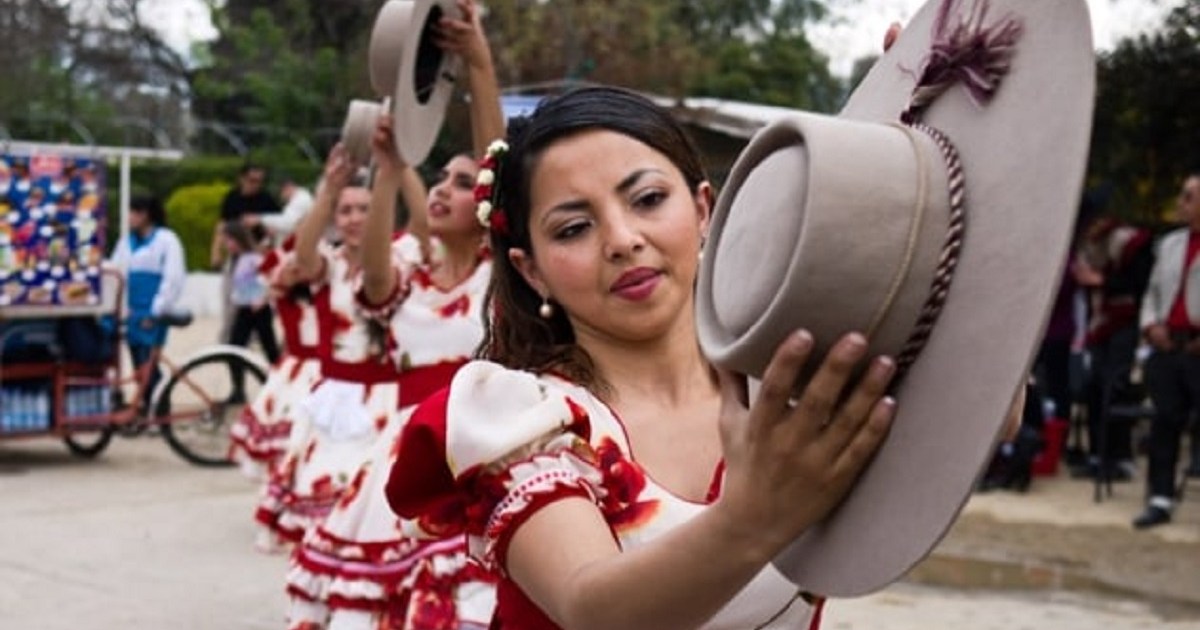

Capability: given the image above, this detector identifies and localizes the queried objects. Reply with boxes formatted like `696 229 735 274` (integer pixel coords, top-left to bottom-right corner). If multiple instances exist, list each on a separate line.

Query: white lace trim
476 450 605 572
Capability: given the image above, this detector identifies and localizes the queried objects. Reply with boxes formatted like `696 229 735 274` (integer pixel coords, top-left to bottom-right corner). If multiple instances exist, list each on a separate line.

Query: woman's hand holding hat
883 22 902 51
369 113 408 185
321 143 357 194
435 0 489 70
713 330 896 552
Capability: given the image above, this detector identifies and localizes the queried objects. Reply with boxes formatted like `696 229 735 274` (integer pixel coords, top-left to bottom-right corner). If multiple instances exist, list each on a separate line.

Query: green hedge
165 182 231 272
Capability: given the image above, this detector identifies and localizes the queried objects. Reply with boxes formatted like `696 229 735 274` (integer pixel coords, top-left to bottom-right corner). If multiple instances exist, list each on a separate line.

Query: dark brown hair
130 195 167 227
478 86 708 386
221 220 258 252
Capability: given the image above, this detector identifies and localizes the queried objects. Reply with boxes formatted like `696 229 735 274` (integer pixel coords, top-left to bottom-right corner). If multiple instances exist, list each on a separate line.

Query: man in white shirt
1135 172 1200 529
259 176 314 237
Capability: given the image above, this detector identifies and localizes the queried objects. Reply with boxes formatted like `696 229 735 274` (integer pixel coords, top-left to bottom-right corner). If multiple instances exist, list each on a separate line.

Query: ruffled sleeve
353 232 423 321
387 361 605 575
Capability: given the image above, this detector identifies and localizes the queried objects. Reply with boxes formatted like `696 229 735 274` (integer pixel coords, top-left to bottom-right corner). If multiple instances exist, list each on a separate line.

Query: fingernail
793 329 814 349
844 332 867 349
881 396 897 412
871 356 896 380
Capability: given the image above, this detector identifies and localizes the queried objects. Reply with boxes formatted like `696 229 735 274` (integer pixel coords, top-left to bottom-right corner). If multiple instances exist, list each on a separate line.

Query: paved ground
1 317 1198 629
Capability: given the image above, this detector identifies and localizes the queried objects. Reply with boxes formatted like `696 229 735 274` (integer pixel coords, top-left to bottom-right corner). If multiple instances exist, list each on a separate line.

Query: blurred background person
109 195 187 411
213 163 280 344
260 173 314 238
1134 172 1200 529
220 220 280 369
1071 204 1154 482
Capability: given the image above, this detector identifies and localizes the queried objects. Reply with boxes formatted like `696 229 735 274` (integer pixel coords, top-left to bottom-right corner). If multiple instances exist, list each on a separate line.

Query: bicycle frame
60 330 268 431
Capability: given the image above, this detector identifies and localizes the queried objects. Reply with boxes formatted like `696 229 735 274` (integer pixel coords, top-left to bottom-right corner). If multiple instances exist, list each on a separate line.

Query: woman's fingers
793 333 868 429
883 22 902 51
752 330 815 426
715 368 749 449
822 355 895 455
829 395 895 481
457 0 477 24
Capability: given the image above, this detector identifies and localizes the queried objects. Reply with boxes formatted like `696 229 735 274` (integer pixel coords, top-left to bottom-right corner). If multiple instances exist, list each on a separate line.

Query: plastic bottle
1 388 10 432
13 389 29 431
99 385 111 415
79 386 89 418
35 387 50 430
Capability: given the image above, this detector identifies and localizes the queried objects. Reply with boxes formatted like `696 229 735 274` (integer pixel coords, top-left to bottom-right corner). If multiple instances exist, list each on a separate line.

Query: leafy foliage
1089 0 1200 223
164 182 230 272
190 0 377 155
483 0 840 109
0 0 193 145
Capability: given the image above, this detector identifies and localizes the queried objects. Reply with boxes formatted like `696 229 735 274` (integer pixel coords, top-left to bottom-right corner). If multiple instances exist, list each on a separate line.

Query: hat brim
734 0 1096 595
393 0 462 165
369 0 415 98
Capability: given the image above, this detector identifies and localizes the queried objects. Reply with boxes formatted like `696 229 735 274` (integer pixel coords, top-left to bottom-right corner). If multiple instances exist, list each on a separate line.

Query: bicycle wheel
62 428 115 458
156 348 268 467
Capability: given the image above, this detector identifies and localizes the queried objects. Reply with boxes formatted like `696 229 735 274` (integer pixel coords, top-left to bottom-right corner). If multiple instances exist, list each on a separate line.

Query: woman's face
511 129 711 343
222 232 243 255
128 208 149 233
334 186 370 248
427 154 482 238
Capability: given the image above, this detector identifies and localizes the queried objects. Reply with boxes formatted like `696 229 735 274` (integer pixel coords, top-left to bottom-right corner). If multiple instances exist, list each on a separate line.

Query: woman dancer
386 87 896 629
286 1 502 628
254 142 396 547
232 234 326 553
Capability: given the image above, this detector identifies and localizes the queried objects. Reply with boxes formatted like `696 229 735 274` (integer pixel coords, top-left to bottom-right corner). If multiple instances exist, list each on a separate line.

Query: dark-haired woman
221 220 281 367
230 234 325 552
254 145 410 551
109 195 186 411
386 87 896 629
285 1 502 627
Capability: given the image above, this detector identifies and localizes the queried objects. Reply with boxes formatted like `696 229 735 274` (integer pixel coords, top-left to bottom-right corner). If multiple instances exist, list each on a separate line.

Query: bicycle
0 268 269 467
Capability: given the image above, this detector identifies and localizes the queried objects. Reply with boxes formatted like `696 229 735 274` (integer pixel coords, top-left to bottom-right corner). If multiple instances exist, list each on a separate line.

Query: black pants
1037 338 1073 419
1143 344 1200 501
229 306 280 362
128 343 160 411
228 306 280 396
1085 326 1139 462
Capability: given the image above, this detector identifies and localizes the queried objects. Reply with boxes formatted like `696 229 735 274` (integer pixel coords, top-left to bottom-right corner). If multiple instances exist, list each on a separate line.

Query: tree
190 0 378 160
483 0 839 109
0 0 195 147
1089 0 1200 223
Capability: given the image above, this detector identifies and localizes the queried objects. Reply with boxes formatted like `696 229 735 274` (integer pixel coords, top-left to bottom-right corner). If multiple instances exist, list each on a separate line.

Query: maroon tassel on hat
904 0 1024 122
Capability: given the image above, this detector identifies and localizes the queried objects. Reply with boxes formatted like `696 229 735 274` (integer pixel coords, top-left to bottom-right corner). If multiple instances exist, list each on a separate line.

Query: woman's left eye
632 190 667 210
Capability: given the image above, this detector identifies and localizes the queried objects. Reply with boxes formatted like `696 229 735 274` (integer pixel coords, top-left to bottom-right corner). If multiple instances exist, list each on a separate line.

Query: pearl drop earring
539 298 554 319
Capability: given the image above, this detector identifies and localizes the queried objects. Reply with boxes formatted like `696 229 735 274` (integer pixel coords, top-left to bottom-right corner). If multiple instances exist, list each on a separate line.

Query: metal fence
0 113 338 165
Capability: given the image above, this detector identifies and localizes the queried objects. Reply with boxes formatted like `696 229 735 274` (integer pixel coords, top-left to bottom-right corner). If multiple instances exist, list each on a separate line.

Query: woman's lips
610 267 662 301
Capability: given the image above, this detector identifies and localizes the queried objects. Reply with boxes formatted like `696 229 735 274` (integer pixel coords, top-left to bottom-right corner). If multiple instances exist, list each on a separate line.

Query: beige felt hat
368 0 462 165
695 0 1095 596
340 99 387 166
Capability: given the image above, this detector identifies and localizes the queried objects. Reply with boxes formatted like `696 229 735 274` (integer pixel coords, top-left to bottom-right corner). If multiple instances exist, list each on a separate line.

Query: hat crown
700 113 951 382
341 100 386 165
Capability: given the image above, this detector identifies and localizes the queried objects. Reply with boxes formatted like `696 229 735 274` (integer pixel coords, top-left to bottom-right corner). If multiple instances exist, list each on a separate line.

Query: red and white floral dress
230 239 324 478
387 362 825 630
256 241 411 545
286 247 497 630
